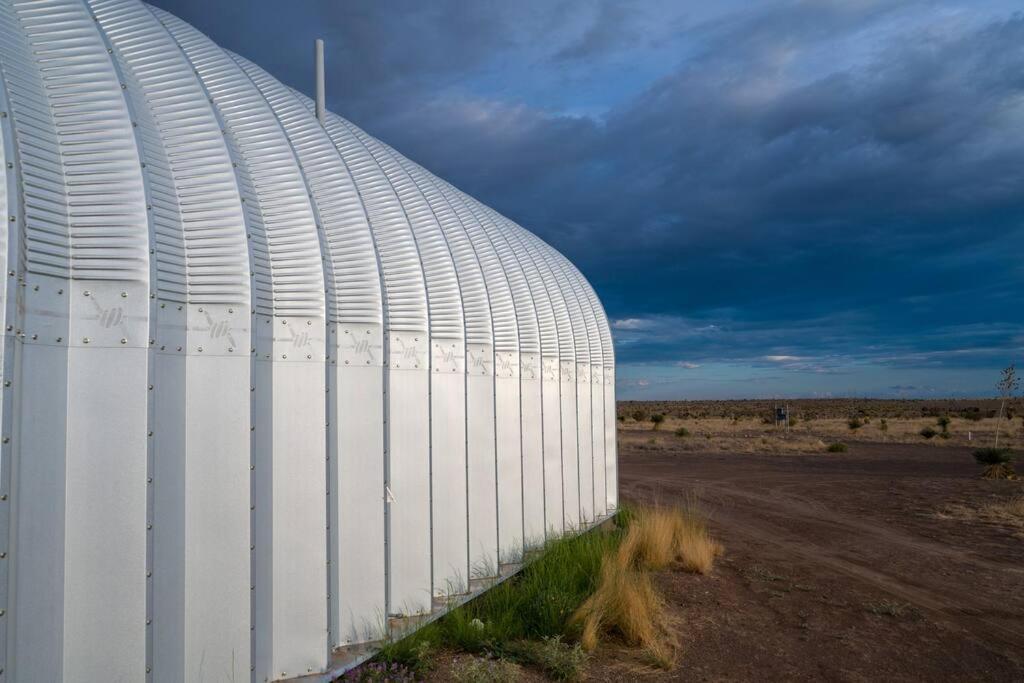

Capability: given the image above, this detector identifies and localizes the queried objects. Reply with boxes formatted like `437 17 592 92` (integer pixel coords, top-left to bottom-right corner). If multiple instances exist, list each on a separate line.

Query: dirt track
613 442 1024 681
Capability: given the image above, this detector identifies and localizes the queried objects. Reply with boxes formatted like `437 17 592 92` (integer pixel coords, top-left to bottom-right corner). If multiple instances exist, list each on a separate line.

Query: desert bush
788 416 799 428
513 636 586 681
937 416 951 431
674 427 690 437
879 418 889 432
631 409 647 422
826 442 848 453
449 657 519 683
617 415 625 422
919 426 937 439
650 414 665 430
848 417 863 430
973 447 1014 465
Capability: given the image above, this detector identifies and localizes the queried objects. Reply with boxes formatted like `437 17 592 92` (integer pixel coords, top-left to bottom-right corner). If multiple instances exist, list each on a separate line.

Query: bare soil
597 439 1024 681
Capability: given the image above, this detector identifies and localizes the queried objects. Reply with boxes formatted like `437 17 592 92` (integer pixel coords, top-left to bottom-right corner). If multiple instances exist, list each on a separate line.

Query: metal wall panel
0 2 150 679
314 110 432 617
238 62 387 648
348 126 469 599
152 9 329 680
482 210 556 545
88 3 255 679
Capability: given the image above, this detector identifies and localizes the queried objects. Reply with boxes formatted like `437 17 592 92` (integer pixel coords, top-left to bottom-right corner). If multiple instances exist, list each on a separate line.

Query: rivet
307 320 312 326
120 291 127 298
0 553 6 559
120 338 127 344
147 523 152 530
228 308 234 314
147 571 152 577
83 290 91 297
198 307 203 313
83 337 90 344
198 347 203 352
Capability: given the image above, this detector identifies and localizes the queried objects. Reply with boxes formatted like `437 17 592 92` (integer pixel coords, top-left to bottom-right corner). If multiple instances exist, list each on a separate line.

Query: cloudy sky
152 0 1023 399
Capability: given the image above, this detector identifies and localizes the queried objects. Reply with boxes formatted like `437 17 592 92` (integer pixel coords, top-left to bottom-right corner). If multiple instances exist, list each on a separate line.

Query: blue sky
151 0 1023 399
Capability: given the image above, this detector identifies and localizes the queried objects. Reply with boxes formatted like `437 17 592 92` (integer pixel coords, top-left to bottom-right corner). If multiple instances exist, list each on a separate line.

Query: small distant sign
775 405 788 426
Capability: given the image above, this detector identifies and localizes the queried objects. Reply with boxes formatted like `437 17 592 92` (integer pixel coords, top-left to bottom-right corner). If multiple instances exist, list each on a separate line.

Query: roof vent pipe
315 38 325 123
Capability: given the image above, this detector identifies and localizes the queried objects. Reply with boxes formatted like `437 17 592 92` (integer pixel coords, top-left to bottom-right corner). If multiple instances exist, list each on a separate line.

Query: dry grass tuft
936 495 1024 537
573 556 673 667
572 503 723 668
617 504 723 574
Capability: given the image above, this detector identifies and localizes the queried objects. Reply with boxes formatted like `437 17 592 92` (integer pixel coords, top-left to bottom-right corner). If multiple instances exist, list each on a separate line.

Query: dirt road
613 442 1024 681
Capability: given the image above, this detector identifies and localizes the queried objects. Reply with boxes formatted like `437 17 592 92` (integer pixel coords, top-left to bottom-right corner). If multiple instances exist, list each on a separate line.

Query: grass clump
674 426 690 437
650 413 666 430
511 636 587 680
449 656 519 683
848 417 863 430
919 426 937 439
826 442 848 453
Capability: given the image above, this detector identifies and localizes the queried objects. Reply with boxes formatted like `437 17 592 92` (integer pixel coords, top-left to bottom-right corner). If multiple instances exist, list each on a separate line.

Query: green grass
376 514 626 672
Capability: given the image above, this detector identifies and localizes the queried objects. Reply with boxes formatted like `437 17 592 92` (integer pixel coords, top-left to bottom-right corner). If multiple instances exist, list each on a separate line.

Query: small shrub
631 409 647 422
964 411 983 422
674 427 690 437
515 636 587 681
974 447 1014 465
919 426 937 439
848 418 863 430
650 413 665 430
450 656 519 683
826 442 847 453
937 416 951 431
879 418 888 432
788 416 798 428
617 415 625 422
982 463 1017 480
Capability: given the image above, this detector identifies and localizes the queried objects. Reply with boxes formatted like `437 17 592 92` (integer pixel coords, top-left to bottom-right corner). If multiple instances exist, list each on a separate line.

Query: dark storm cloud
149 0 1023 396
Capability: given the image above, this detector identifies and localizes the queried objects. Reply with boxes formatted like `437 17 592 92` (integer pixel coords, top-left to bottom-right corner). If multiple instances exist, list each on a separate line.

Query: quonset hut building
0 0 616 681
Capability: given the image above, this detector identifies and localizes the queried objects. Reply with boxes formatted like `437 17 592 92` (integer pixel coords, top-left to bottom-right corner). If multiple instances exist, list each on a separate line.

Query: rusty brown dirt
591 440 1024 681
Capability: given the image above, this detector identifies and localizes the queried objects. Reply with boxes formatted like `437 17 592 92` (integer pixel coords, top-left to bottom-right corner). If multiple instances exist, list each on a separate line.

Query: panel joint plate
495 351 519 380
255 314 326 362
431 339 464 374
335 323 383 367
520 353 539 381
542 356 559 382
466 343 492 377
388 332 427 370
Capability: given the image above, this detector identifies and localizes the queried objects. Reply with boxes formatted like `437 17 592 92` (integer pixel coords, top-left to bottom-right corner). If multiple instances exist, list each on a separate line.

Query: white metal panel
494 367 523 562
430 367 469 595
88 4 256 679
605 366 617 510
153 350 251 683
484 211 561 542
559 360 580 530
519 352 545 547
576 361 594 524
0 73 13 681
466 358 498 577
238 60 387 648
314 111 432 618
347 126 469 600
0 2 151 679
333 323 385 644
388 346 432 615
541 360 563 536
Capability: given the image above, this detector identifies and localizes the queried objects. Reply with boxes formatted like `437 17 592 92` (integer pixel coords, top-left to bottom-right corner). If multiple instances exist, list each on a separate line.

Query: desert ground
591 400 1023 681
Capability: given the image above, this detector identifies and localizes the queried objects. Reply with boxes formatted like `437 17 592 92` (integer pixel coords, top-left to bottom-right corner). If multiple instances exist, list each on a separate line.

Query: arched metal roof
0 1 616 680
